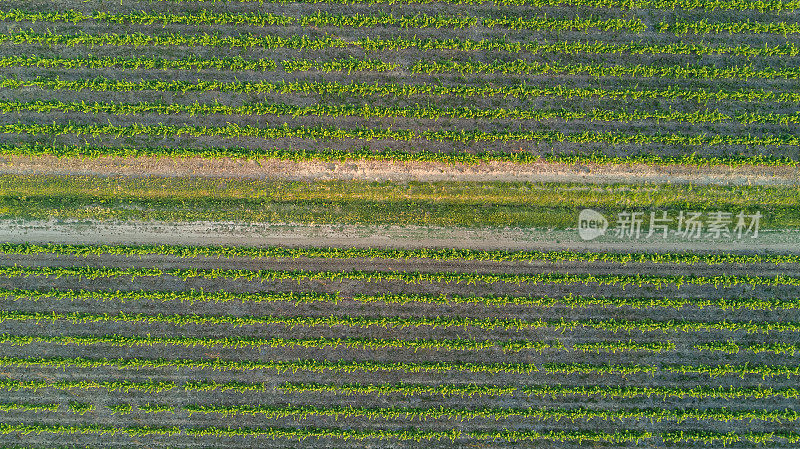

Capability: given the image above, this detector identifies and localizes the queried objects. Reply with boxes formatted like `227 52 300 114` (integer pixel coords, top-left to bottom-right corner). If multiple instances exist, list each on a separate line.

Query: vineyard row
8 30 800 58
2 400 800 423
7 333 800 354
0 355 799 377
3 309 798 334
2 242 799 266
8 285 800 310
1 264 797 289
0 142 796 166
0 10 638 32
0 242 800 264
147 0 800 14
0 333 708 353
283 381 800 399
7 55 800 81
6 76 800 105
4 9 800 35
5 121 800 147
0 401 168 415
3 377 800 400
2 423 796 444
5 99 800 126
176 403 800 423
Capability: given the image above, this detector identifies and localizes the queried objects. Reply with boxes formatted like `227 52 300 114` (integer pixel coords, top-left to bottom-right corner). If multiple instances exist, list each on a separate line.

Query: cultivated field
1 0 799 447
1 243 800 447
1 0 800 169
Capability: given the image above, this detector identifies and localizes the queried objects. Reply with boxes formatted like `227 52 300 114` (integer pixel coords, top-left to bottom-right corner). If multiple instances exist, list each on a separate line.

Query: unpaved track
2 154 800 186
2 219 799 254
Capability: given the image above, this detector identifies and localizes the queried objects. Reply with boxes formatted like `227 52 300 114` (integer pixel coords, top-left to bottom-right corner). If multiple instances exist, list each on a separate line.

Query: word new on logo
578 209 608 241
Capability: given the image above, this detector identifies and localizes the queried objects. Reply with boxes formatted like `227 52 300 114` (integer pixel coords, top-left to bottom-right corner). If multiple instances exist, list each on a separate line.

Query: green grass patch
0 175 797 228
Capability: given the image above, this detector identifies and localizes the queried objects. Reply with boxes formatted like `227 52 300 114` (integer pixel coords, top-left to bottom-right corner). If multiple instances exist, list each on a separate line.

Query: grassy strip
0 196 573 227
0 195 791 227
0 175 796 228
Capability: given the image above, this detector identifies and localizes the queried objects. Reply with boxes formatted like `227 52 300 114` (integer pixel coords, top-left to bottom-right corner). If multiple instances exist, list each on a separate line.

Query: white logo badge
578 209 608 241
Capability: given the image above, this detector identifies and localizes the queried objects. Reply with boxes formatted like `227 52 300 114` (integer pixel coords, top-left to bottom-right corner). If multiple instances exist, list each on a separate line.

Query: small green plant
68 402 94 415
107 403 133 415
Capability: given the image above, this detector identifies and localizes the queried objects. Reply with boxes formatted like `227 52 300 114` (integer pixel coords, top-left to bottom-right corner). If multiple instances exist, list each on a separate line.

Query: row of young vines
4 377 799 400
0 356 798 377
9 30 800 57
5 309 798 333
6 99 800 125
6 55 800 81
3 399 800 423
5 121 800 147
5 9 800 35
5 76 800 105
0 242 798 265
8 285 800 310
2 423 797 444
1 264 797 288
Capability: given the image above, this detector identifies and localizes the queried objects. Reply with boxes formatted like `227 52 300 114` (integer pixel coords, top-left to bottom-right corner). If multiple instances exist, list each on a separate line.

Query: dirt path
3 156 798 254
3 218 798 254
2 154 799 186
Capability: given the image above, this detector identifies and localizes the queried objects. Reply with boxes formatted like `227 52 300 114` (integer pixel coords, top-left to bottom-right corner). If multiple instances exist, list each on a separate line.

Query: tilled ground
0 251 798 447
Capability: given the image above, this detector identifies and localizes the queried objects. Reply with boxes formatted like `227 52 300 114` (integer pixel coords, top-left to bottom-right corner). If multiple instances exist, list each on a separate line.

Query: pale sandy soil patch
1 155 798 186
